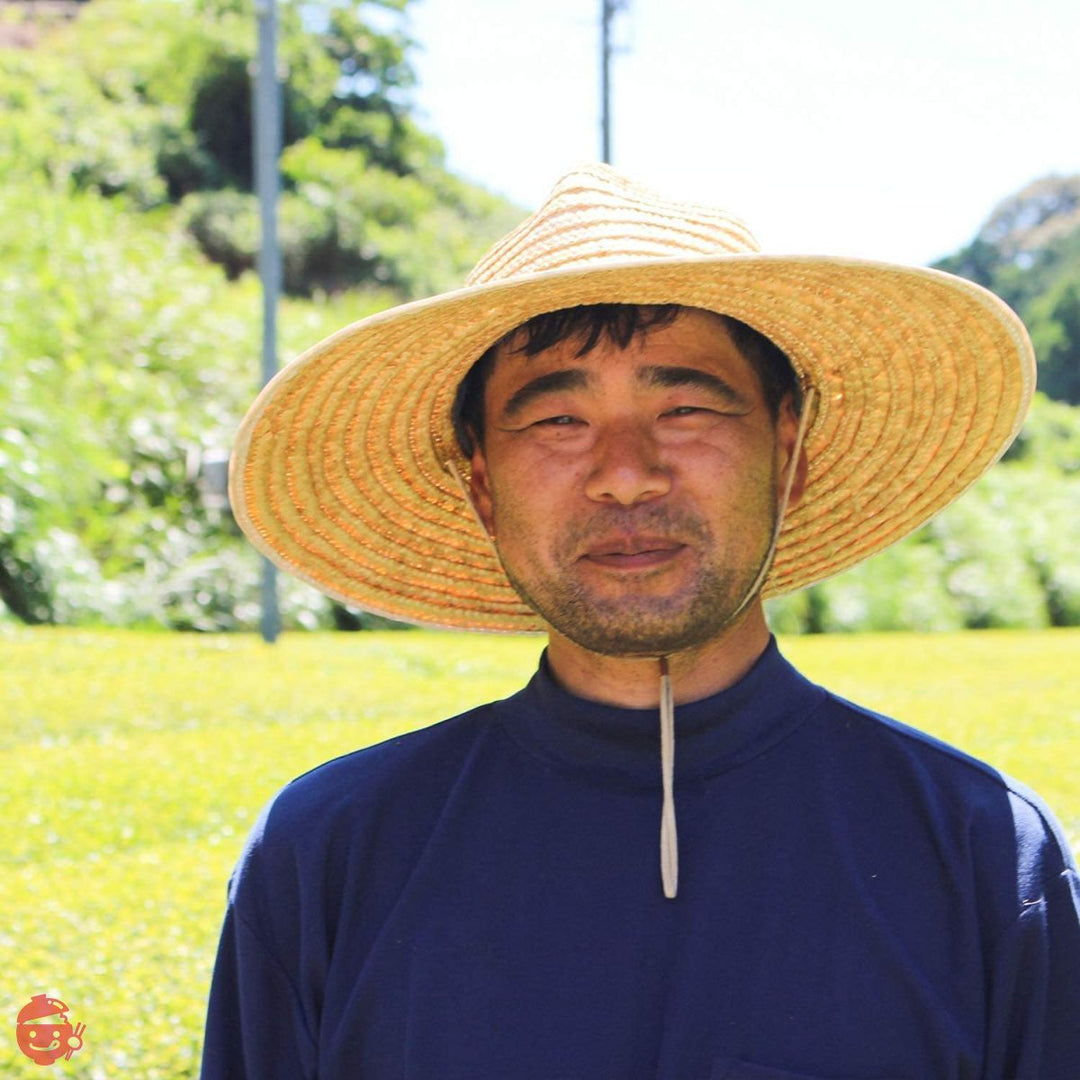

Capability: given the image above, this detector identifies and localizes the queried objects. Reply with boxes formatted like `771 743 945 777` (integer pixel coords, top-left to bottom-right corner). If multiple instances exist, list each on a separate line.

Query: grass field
2 627 1078 1078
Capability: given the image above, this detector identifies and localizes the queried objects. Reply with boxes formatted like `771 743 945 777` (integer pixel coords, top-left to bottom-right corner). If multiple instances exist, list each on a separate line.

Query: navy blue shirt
201 640 1080 1079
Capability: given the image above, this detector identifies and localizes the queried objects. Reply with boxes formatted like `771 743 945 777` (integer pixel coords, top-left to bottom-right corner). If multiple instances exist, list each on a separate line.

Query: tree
1028 281 1080 405
934 174 1080 406
977 175 1080 261
0 0 523 628
0 0 521 296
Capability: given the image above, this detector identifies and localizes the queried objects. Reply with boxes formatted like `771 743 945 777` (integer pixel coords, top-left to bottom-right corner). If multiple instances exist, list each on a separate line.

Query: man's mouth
580 538 688 570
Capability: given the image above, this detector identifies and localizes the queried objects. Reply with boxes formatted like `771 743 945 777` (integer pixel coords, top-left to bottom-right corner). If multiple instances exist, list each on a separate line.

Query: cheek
488 453 576 524
488 478 540 541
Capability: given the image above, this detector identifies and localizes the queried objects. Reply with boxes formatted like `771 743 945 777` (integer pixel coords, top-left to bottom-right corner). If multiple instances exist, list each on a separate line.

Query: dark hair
452 303 802 457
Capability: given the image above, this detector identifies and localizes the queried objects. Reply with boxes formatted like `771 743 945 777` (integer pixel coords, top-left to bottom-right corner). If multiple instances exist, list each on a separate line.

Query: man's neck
544 604 773 708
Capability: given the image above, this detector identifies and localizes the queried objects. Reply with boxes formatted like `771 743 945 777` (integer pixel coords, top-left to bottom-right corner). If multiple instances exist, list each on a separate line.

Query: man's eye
534 415 581 427
662 406 710 417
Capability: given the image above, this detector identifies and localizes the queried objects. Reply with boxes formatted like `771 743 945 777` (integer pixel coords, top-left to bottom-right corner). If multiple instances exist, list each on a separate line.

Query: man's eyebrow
639 365 750 407
501 369 590 420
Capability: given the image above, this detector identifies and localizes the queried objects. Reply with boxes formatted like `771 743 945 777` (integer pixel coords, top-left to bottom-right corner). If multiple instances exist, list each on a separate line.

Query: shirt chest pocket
711 1061 902 1080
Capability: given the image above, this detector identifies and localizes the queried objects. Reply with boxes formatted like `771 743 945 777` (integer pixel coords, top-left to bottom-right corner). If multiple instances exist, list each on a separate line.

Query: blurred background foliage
1 0 1078 633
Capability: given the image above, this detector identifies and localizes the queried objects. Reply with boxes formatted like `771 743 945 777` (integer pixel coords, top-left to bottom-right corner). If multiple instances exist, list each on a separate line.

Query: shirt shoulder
255 699 500 847
813 688 1077 894
226 699 508 917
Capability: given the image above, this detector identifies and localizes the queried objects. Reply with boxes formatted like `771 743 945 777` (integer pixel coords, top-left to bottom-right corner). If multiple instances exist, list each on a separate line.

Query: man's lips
579 539 688 569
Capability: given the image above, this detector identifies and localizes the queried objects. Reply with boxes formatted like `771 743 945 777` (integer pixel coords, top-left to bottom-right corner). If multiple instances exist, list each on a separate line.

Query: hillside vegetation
936 175 1080 406
0 0 1078 632
0 0 520 629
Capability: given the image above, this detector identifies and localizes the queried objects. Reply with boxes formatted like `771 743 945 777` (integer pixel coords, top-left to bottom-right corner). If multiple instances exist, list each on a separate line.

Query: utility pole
600 0 626 164
253 0 282 643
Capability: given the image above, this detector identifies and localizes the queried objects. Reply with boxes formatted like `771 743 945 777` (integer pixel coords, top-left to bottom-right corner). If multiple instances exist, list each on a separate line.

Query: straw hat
229 164 1035 632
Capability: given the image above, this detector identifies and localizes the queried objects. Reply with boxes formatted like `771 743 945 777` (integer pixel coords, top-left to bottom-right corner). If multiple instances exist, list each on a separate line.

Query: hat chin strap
657 386 816 900
725 385 817 629
658 656 678 898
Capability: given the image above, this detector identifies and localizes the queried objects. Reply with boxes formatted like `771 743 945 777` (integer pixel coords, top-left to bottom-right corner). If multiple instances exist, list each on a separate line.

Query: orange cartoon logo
15 995 85 1066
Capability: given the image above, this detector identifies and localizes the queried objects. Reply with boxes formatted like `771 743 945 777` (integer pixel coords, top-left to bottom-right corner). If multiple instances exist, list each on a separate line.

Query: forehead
489 308 756 386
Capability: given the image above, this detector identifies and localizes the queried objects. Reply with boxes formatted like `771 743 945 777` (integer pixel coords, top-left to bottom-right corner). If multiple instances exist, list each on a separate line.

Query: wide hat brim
230 250 1034 632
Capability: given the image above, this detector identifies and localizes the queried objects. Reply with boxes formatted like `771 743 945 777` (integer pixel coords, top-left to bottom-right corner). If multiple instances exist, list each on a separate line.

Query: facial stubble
491 478 780 659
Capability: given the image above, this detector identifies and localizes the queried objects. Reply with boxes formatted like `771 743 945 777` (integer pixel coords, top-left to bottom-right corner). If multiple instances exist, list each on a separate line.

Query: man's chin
541 604 736 659
505 562 755 657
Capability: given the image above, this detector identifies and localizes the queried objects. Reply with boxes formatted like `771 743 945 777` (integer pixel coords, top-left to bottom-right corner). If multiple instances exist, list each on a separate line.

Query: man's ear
468 444 497 537
775 393 809 511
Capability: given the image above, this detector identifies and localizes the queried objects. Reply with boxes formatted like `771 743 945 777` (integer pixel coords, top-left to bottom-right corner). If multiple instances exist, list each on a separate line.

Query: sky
406 0 1080 266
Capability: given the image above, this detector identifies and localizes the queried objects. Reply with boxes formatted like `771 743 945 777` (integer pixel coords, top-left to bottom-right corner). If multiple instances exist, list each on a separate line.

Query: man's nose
583 422 671 505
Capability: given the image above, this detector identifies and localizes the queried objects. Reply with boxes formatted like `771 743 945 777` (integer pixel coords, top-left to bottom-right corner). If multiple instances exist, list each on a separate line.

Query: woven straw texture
230 164 1035 632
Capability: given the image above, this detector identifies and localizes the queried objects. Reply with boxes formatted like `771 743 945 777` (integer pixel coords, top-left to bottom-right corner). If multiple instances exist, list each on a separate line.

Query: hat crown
466 164 761 287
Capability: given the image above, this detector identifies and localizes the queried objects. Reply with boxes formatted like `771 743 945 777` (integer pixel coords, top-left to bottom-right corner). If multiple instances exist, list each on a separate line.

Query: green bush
767 398 1080 633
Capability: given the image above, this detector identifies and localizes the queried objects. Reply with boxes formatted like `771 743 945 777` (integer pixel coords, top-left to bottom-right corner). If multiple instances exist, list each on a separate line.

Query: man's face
469 309 802 658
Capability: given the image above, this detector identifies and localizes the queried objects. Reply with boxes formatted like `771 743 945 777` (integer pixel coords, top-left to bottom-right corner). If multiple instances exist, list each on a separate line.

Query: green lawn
2 627 1077 1078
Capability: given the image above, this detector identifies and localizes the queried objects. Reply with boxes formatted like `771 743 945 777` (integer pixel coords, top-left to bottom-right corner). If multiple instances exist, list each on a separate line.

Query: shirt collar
497 637 823 788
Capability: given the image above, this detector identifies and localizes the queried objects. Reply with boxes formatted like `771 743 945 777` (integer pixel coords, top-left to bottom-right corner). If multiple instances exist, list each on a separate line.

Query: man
204 165 1080 1078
